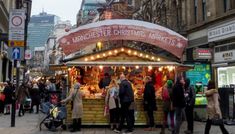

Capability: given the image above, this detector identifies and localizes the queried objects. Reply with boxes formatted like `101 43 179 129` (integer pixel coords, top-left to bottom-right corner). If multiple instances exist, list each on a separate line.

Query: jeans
118 102 133 131
173 107 184 134
204 118 229 134
185 106 194 132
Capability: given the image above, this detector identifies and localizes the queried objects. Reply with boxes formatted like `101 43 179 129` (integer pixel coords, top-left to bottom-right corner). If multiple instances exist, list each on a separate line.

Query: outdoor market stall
61 46 191 125
55 19 188 126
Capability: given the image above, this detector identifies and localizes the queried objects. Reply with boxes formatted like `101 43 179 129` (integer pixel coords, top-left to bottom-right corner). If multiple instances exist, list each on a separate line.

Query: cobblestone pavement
0 113 234 134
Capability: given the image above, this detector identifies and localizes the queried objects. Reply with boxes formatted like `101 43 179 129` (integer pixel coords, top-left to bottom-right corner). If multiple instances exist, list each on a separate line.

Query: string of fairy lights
84 47 161 62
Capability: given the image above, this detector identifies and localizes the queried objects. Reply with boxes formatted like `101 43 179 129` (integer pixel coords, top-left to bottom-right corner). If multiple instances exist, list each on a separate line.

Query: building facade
27 11 59 52
77 0 106 26
44 20 72 70
184 0 235 87
0 0 32 82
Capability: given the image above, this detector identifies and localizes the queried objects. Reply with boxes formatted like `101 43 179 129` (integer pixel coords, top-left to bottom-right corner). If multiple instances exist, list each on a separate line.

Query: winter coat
119 79 134 104
29 87 41 105
143 81 157 111
63 88 83 119
205 89 222 119
185 86 195 107
105 86 120 110
16 85 29 104
172 83 186 108
162 85 173 112
3 85 14 104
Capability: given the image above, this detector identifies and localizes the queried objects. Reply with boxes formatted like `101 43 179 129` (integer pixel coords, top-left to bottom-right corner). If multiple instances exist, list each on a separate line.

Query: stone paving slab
0 113 235 134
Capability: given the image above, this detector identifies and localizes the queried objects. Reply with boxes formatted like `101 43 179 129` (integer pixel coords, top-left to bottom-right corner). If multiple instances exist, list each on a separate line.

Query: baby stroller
39 102 66 131
23 98 32 112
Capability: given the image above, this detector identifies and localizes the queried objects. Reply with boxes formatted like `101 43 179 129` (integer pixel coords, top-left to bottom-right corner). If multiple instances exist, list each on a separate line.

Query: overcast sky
31 0 82 25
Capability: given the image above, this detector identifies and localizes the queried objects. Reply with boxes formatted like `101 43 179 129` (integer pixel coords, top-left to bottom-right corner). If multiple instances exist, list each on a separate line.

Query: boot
70 119 77 132
77 118 81 131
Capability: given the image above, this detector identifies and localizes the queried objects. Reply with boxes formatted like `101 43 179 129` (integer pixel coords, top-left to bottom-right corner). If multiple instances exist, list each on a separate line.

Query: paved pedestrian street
0 113 234 134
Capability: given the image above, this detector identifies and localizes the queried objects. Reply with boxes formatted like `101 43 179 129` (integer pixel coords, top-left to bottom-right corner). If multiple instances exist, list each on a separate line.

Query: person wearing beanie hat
161 79 174 134
167 80 173 88
61 82 83 132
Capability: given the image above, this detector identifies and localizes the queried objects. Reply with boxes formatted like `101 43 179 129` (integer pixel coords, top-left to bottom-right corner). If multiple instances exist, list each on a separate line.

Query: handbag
0 93 5 101
212 115 223 125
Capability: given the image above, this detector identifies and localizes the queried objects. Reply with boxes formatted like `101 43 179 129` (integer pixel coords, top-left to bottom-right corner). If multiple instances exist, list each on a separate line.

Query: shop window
215 47 220 53
229 44 235 50
220 45 228 52
202 0 206 21
232 73 235 84
194 0 198 23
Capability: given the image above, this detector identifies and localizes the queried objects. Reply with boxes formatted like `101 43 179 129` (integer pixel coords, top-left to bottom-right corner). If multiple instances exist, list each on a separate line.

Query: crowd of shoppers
0 73 229 134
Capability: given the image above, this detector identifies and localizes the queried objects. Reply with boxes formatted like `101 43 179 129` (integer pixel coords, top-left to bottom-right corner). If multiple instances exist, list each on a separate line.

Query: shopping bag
103 105 109 116
0 93 5 101
167 111 176 130
212 115 223 125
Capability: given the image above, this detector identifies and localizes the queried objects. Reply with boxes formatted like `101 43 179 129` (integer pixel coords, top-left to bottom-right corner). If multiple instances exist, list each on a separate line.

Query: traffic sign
8 40 24 47
24 49 32 60
8 9 25 47
12 48 20 60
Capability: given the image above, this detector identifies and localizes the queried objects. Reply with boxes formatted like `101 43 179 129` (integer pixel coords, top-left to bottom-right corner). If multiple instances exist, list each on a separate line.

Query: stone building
0 0 31 82
184 0 235 87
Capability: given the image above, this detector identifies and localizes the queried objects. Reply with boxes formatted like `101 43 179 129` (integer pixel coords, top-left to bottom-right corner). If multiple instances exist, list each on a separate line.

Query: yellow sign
8 40 24 47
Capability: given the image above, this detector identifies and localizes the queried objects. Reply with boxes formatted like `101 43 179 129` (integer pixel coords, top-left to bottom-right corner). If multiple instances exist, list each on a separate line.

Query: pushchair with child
39 102 66 131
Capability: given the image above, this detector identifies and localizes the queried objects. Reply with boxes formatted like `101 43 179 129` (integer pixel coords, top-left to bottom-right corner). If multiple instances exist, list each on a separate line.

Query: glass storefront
218 66 235 88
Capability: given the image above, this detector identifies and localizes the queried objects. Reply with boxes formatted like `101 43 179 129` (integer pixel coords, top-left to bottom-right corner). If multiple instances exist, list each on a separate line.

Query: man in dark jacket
143 76 157 131
115 73 134 134
172 76 186 134
184 78 195 134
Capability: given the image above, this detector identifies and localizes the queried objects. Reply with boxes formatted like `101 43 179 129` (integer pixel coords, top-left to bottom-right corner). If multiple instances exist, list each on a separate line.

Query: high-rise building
27 11 59 52
77 0 106 26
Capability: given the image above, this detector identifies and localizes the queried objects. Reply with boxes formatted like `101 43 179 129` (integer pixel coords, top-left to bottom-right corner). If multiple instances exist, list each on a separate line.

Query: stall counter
66 98 164 126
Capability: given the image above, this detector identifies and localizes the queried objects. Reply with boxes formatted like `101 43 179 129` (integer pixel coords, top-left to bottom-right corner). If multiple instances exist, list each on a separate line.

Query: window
224 0 230 12
128 0 132 5
202 0 206 21
194 0 198 23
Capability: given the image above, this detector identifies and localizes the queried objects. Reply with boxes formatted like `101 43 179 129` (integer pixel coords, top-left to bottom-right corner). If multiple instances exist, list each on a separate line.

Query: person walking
0 82 5 114
184 78 195 134
172 76 186 134
161 80 174 134
114 73 134 134
143 76 157 131
16 83 29 116
61 82 83 132
105 79 120 130
204 80 229 134
3 81 14 115
29 83 41 114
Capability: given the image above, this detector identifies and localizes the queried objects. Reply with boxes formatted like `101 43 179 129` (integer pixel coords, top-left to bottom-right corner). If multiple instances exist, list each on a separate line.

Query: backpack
162 86 170 101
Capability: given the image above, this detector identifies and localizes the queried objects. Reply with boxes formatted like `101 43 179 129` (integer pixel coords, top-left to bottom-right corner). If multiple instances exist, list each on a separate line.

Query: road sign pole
11 60 18 127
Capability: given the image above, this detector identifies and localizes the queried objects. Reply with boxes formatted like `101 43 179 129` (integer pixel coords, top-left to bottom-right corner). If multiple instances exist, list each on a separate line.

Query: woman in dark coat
3 81 14 114
143 76 157 131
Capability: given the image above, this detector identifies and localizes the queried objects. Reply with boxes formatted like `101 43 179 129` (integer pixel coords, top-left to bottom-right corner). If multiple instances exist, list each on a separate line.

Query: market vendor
99 73 111 90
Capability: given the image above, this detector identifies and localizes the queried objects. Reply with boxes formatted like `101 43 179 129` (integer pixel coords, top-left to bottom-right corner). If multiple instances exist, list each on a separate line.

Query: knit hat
74 82 80 89
167 80 173 88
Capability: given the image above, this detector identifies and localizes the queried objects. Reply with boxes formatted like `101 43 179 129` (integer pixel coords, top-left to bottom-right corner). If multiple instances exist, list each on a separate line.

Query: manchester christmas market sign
59 19 188 58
